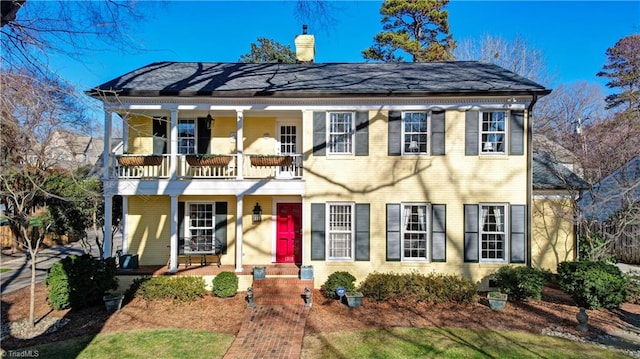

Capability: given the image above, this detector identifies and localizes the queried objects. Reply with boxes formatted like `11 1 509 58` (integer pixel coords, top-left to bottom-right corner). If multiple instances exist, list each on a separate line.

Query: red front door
276 203 302 264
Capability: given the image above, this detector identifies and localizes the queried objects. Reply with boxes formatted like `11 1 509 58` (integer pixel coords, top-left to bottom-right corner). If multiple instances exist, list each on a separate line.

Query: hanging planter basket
186 155 232 167
117 155 163 167
249 155 293 167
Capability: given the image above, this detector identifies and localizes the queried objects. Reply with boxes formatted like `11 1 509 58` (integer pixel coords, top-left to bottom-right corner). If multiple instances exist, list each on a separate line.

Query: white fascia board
110 179 305 196
105 96 533 112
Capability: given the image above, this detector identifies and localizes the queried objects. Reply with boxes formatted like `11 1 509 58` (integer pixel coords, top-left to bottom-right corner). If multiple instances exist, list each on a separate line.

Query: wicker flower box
249 155 293 167
186 155 232 167
116 155 163 167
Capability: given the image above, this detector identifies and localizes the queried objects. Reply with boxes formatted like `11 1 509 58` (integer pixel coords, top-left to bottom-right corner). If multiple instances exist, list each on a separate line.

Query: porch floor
116 263 302 277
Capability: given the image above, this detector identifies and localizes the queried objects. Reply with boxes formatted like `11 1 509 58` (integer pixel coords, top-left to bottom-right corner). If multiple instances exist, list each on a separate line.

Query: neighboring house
532 134 582 177
88 137 123 178
578 156 640 263
532 151 588 270
87 33 563 288
579 156 640 223
46 130 103 171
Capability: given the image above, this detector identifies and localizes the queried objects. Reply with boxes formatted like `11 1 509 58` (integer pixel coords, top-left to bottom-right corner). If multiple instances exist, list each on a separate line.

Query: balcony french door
277 124 299 178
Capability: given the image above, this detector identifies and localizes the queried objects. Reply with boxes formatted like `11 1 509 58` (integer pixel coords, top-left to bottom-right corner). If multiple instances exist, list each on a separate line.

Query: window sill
478 260 508 265
325 259 354 264
478 154 509 160
326 154 356 160
401 156 433 162
400 259 430 264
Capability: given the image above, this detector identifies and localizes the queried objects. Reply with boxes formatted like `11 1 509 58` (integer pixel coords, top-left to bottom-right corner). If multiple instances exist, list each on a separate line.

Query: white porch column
121 196 128 255
236 110 244 180
235 195 244 272
169 107 178 179
102 110 112 181
122 114 128 153
103 195 113 259
169 195 179 273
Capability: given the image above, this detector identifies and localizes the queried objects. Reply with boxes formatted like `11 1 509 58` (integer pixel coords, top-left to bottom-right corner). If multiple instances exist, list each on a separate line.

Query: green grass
13 327 631 359
0 268 11 273
302 327 631 359
17 329 234 359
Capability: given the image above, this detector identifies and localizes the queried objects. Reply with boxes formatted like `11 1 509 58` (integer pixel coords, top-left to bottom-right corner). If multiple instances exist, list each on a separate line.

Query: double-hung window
327 203 354 260
187 203 215 252
480 111 507 154
178 119 196 154
402 204 429 260
480 204 507 262
328 112 354 154
403 112 429 154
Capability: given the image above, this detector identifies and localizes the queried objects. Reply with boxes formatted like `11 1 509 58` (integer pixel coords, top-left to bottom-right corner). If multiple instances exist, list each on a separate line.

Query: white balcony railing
111 154 303 180
113 154 171 179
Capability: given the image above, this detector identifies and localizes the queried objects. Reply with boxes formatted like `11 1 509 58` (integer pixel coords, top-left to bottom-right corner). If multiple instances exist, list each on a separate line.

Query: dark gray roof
579 156 640 221
533 151 588 191
88 61 551 98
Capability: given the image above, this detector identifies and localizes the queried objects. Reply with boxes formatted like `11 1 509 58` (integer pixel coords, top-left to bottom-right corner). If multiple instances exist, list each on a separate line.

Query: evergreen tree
239 38 297 63
597 34 640 113
362 0 456 62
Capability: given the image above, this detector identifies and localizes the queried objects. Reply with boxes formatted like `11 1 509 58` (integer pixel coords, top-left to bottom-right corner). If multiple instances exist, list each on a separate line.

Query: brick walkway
223 305 310 359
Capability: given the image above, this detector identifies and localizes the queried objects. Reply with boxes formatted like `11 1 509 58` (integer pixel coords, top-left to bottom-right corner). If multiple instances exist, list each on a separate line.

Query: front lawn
302 327 630 359
11 329 234 359
12 327 630 359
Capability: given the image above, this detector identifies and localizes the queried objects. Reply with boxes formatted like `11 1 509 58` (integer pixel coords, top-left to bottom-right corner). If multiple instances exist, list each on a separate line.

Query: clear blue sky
50 1 639 94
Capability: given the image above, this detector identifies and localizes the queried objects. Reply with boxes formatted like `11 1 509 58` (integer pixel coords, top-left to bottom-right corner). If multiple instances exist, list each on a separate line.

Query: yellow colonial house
87 35 582 289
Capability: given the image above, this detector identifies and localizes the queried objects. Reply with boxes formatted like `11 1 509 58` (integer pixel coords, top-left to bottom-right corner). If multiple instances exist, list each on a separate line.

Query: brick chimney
294 25 315 63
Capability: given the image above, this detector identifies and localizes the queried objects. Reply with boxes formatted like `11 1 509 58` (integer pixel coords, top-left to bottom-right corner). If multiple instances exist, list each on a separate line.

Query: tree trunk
29 247 37 327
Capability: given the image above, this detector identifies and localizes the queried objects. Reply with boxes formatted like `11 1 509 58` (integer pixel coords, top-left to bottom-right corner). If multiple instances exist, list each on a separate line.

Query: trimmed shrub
359 271 478 304
557 261 629 309
321 271 356 299
626 272 640 305
493 266 546 301
124 276 150 301
135 276 206 303
45 254 118 310
211 271 238 298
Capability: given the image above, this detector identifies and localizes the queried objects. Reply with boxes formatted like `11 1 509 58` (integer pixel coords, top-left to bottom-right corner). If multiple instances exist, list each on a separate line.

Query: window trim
326 111 355 156
185 201 216 250
401 111 430 156
478 203 508 263
326 202 355 261
479 111 508 155
401 202 430 262
178 118 197 155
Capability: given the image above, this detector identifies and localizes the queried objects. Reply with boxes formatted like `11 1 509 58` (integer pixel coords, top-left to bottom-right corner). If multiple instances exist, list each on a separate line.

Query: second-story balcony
112 153 303 180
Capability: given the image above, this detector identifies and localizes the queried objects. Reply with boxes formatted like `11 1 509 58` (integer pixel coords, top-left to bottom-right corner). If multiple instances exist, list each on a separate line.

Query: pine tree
362 0 456 62
597 34 640 113
239 38 297 64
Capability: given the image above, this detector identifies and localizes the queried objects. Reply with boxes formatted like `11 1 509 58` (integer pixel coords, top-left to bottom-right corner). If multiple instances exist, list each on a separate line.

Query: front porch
116 263 305 277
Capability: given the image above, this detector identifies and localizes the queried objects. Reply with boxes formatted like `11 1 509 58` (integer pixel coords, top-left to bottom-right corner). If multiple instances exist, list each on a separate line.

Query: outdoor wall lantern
205 112 215 129
252 203 262 223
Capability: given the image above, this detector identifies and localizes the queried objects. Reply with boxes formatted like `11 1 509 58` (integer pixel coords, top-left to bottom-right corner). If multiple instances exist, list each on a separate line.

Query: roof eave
87 88 551 99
